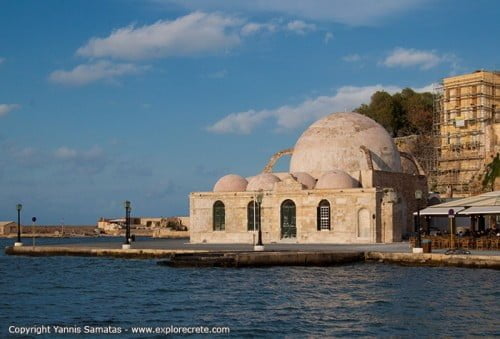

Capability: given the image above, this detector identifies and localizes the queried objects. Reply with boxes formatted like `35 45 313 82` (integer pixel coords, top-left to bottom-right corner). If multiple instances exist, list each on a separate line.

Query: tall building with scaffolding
434 70 500 197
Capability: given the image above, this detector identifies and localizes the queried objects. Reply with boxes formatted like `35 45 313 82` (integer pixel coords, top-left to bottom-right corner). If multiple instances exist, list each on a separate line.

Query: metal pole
416 203 422 248
126 207 130 245
448 209 455 250
257 201 263 246
451 217 455 249
17 209 21 243
253 195 256 246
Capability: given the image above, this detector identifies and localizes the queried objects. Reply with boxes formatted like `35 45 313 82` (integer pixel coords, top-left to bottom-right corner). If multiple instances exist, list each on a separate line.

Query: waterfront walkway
39 238 500 256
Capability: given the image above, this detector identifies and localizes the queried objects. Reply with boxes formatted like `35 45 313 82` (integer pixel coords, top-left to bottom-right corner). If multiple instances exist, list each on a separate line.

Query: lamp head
414 190 423 200
16 204 22 211
256 191 264 204
124 200 131 210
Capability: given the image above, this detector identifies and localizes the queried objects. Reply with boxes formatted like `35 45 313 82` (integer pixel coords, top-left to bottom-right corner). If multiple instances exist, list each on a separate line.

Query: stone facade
190 170 426 244
189 112 427 244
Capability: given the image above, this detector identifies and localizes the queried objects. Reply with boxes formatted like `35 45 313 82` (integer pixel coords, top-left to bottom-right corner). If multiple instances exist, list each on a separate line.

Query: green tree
354 88 434 137
482 153 500 191
369 91 395 135
400 88 434 135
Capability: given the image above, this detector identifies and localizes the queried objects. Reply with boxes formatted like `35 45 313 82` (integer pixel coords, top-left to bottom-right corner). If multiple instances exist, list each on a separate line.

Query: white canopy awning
413 207 466 216
459 206 500 215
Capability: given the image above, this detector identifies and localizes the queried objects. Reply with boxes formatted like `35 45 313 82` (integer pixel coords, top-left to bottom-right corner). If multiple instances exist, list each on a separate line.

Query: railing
410 236 500 251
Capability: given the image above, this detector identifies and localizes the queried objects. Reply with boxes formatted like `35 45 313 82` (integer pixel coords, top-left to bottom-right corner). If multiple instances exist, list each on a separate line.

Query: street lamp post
254 192 264 251
448 209 455 250
253 194 256 246
414 190 423 249
122 200 132 250
14 204 23 247
31 217 37 247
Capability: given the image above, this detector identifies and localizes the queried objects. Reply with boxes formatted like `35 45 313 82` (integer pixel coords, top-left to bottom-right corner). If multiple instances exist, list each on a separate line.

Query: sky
1 0 499 224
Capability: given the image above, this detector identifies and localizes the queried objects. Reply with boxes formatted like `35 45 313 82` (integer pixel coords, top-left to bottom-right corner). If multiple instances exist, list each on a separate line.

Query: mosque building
189 112 427 244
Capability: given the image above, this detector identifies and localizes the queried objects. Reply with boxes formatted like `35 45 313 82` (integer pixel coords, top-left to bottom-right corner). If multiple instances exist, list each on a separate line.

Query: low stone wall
233 251 365 267
152 229 189 238
4 246 207 259
365 252 500 269
1 226 98 237
163 251 365 268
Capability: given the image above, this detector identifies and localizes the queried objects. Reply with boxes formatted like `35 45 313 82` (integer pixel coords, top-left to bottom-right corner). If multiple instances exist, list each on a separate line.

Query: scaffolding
432 70 500 197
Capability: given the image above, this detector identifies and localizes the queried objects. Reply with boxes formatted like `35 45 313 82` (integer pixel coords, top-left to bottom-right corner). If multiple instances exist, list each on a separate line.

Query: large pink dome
289 112 402 177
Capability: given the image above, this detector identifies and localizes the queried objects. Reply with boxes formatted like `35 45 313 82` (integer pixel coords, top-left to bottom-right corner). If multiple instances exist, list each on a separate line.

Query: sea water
0 238 498 337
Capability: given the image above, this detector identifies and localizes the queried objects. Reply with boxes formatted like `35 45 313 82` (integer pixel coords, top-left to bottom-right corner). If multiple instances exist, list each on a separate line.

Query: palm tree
482 153 500 191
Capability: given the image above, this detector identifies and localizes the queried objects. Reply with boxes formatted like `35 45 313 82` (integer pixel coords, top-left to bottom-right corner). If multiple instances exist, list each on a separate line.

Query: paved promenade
57 238 411 252
12 237 496 257
50 238 499 256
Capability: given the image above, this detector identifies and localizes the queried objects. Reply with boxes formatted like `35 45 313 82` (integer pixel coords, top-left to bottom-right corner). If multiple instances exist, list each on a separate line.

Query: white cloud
55 146 104 160
49 60 148 86
382 48 444 70
82 146 104 159
241 19 316 36
160 0 429 26
207 109 269 134
207 83 434 134
240 22 277 36
53 145 107 175
54 146 77 159
324 32 334 44
286 20 316 35
414 83 438 93
0 104 21 117
51 12 318 86
342 54 361 62
77 12 243 60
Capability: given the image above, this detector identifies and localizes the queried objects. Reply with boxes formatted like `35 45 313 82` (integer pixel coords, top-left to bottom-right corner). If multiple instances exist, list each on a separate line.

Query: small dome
292 172 316 189
316 170 360 189
273 172 291 180
213 174 248 192
247 173 281 191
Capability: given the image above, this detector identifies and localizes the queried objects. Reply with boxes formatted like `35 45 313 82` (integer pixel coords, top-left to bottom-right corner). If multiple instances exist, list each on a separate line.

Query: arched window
317 199 331 231
213 201 225 231
280 199 296 238
247 200 261 231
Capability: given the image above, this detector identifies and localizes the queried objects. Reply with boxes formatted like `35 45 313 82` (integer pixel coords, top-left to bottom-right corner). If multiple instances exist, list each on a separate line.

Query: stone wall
371 171 428 234
0 222 17 235
189 187 405 244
